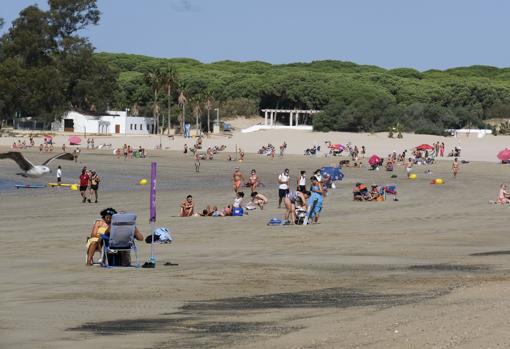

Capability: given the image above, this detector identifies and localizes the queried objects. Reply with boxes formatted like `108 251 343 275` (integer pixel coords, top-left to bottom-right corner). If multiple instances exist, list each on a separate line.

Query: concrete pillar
295 113 299 126
289 112 293 127
264 110 268 126
271 111 274 126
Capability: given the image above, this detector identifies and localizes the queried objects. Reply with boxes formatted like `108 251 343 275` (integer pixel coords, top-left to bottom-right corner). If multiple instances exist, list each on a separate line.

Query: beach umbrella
330 143 344 150
68 135 81 145
44 134 53 139
368 155 381 166
497 148 510 161
416 144 434 151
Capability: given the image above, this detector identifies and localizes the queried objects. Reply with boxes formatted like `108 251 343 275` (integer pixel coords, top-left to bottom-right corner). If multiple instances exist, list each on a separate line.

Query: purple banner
149 162 157 223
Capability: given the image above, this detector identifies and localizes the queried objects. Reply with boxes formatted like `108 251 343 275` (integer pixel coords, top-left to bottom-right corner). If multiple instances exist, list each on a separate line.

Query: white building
61 110 154 135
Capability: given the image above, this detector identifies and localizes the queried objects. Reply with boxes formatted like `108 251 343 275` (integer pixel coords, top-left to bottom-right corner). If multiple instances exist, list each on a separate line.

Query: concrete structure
262 109 321 127
241 109 320 133
61 110 154 135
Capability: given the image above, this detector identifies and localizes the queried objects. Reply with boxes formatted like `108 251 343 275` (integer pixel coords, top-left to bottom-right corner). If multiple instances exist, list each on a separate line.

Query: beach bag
232 207 244 216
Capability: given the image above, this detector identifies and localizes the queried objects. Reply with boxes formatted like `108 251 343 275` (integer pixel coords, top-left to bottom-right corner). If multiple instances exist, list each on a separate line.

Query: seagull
0 152 75 178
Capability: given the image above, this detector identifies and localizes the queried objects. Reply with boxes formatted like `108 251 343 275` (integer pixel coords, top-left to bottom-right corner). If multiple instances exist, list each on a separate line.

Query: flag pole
149 161 157 266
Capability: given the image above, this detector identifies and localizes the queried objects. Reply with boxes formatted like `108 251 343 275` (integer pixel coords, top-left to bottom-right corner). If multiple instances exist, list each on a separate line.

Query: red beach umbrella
68 135 81 145
497 148 510 161
416 144 434 151
44 134 53 139
368 155 381 166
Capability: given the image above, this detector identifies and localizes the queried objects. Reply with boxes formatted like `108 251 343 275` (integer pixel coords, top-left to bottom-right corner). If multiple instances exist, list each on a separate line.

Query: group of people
115 144 146 159
352 183 391 202
79 167 101 203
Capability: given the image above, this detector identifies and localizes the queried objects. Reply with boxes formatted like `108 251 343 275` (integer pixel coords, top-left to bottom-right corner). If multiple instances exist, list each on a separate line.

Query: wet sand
2 148 510 348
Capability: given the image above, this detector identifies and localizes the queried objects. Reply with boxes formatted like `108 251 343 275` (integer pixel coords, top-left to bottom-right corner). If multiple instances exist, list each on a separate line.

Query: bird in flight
0 152 75 177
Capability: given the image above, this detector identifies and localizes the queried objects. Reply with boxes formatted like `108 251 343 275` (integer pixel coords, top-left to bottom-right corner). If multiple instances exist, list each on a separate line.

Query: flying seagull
0 151 75 177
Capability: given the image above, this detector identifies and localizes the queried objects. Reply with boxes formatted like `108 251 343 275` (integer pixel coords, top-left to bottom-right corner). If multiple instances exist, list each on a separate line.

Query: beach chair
383 185 398 201
101 213 139 267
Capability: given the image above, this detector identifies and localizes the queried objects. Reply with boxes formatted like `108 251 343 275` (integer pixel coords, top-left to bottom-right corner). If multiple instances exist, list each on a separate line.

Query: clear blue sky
2 0 509 71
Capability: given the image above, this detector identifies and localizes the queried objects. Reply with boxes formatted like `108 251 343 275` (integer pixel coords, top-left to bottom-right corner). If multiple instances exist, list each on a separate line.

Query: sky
2 0 510 71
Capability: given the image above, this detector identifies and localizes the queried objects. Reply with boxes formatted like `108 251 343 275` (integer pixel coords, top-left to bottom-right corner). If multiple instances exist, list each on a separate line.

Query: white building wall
61 111 154 135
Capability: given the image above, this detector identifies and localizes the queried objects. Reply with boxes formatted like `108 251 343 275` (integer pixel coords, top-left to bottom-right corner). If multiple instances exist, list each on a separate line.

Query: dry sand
1 118 510 162
2 138 510 348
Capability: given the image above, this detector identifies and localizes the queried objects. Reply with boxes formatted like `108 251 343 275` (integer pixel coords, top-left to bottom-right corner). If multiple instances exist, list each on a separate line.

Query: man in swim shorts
79 168 90 203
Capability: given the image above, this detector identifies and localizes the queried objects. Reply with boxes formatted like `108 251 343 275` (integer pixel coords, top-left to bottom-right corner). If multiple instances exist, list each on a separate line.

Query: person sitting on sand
223 205 232 216
250 192 268 210
180 195 194 217
370 185 383 201
233 191 245 208
496 184 510 204
353 183 370 201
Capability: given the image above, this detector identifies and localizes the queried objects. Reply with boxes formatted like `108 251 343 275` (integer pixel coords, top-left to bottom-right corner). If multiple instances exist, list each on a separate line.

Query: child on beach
56 165 62 185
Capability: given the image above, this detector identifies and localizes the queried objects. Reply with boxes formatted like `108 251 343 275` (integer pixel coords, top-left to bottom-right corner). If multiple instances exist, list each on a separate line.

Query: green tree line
95 52 510 135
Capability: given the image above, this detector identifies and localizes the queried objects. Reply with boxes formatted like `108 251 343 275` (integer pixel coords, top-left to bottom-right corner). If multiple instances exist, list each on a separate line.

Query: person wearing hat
89 170 101 203
86 208 116 265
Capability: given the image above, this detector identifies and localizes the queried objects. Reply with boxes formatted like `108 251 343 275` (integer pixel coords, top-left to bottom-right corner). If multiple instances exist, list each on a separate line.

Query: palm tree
191 95 203 137
205 91 214 134
144 68 163 134
177 86 188 135
161 67 178 135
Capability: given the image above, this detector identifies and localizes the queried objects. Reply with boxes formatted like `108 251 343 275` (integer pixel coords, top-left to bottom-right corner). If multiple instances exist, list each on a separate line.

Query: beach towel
267 218 290 226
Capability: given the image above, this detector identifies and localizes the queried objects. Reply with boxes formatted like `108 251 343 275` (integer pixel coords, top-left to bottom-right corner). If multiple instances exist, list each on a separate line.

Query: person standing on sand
56 165 62 185
278 168 290 208
79 168 90 203
297 170 307 192
248 169 259 193
452 157 460 178
89 170 100 203
73 147 80 162
194 151 200 172
405 158 413 177
440 142 445 157
232 167 244 193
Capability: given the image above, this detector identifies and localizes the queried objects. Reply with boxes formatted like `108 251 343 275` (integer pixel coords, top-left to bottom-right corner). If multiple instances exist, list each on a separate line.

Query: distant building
60 110 154 135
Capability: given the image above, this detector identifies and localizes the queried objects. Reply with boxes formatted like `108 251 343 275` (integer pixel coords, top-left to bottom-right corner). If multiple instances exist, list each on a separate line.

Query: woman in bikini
248 169 259 193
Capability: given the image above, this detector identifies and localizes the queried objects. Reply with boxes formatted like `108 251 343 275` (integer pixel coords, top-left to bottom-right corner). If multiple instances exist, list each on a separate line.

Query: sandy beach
1 117 510 162
2 137 510 348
